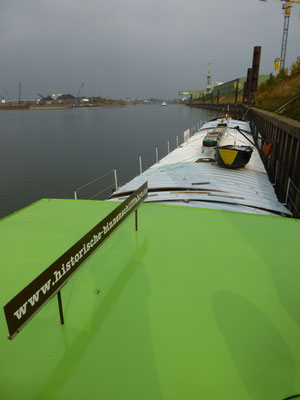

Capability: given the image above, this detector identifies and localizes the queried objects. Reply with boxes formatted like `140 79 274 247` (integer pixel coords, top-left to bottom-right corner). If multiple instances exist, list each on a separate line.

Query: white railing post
156 147 158 163
273 160 279 185
74 190 78 200
139 155 143 174
167 141 170 154
176 136 179 148
113 168 118 190
285 177 291 205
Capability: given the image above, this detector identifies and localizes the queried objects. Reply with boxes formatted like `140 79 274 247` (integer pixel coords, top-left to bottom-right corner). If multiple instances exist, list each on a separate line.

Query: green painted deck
1 198 300 399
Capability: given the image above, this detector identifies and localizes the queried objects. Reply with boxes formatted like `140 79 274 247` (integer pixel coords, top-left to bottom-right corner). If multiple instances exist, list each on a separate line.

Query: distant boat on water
161 101 167 106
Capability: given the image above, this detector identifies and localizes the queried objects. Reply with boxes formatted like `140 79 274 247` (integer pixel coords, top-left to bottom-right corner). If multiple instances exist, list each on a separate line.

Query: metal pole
18 82 21 106
245 68 253 105
167 141 170 154
113 168 118 190
135 210 138 231
176 136 179 148
234 80 239 105
285 177 291 205
280 8 291 70
139 155 142 174
57 291 64 325
250 46 261 105
156 147 158 163
74 190 78 200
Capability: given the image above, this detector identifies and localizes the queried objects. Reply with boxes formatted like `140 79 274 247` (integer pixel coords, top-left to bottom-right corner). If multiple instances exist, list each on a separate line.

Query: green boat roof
1 198 300 399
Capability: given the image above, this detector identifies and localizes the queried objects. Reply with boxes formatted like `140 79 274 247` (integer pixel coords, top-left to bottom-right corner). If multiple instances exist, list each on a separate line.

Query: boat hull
215 145 253 168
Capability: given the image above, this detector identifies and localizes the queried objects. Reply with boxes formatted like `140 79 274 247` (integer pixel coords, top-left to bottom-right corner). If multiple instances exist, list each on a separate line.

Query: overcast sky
0 0 299 99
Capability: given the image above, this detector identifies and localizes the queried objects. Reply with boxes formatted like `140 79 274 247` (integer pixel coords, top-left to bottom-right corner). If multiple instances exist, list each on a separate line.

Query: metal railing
73 121 202 201
74 169 117 200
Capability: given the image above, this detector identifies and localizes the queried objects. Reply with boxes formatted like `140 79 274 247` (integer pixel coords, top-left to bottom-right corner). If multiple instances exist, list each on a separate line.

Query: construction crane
260 0 300 70
77 83 84 99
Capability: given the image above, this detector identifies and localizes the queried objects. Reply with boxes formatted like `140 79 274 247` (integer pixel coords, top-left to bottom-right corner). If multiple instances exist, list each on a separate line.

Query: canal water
0 105 218 219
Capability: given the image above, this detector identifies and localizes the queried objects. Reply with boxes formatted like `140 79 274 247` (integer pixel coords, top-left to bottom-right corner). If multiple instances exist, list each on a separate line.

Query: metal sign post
135 210 138 231
57 291 64 325
4 182 148 340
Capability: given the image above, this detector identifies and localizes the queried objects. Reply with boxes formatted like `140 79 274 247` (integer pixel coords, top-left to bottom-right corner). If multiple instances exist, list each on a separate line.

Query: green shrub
291 61 300 75
275 67 288 82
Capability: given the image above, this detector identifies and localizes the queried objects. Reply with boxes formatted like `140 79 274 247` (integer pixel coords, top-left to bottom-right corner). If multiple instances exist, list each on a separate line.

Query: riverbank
29 103 126 110
0 97 128 111
0 103 126 111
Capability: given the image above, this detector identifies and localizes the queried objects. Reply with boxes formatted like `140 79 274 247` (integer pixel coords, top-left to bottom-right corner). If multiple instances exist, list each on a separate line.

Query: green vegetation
255 61 300 122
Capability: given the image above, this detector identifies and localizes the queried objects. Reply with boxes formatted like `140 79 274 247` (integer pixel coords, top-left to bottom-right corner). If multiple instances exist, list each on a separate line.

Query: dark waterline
0 105 218 219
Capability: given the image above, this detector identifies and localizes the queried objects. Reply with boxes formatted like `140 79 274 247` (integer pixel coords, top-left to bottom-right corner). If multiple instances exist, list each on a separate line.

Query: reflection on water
0 105 217 218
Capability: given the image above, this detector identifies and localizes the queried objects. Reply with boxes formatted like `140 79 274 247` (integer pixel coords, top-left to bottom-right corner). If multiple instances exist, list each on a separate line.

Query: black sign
4 182 148 339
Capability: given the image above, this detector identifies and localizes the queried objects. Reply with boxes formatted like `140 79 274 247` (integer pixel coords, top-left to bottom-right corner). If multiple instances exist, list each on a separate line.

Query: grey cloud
0 0 299 99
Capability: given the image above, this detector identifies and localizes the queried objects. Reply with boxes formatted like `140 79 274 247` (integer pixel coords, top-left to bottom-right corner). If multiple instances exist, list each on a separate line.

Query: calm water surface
0 105 218 218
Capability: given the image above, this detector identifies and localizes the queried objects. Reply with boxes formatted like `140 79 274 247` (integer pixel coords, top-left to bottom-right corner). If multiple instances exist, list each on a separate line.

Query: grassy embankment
230 63 300 122
255 65 300 121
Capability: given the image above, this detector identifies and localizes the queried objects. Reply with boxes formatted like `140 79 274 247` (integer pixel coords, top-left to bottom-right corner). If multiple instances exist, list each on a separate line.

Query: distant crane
37 93 45 99
260 0 300 70
18 82 21 106
77 83 84 99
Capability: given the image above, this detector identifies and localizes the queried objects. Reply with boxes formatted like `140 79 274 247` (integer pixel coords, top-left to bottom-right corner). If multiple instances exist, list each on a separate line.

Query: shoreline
0 104 127 111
